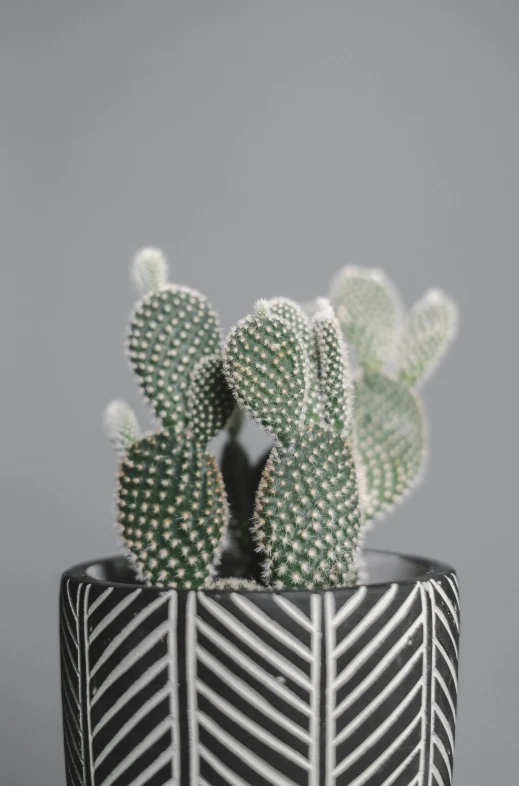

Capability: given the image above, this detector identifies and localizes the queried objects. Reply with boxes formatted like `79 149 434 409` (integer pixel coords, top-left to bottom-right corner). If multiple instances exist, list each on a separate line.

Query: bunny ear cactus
330 267 457 522
105 248 234 588
224 299 363 588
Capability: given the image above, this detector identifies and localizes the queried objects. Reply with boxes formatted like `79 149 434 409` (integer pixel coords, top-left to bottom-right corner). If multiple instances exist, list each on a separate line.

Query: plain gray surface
1 2 517 784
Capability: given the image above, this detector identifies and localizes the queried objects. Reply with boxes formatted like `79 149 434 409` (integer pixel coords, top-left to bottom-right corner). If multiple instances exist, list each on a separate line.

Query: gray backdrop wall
1 3 517 784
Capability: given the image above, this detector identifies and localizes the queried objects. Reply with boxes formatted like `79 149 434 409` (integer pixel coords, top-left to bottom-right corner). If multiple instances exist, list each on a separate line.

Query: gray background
1 2 517 784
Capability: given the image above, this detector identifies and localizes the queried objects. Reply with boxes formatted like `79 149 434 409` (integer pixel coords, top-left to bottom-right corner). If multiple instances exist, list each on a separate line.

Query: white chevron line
61 593 79 648
90 594 169 677
75 583 87 786
198 711 300 786
92 657 168 735
94 686 170 767
126 748 172 786
88 587 114 617
199 742 252 786
445 576 460 609
332 616 422 719
433 732 453 780
61 617 80 677
231 594 313 662
309 594 321 786
435 607 459 659
196 617 311 716
91 622 169 706
333 585 398 659
434 702 455 753
89 589 142 644
344 713 421 786
333 586 420 691
62 686 81 735
433 669 457 724
167 593 180 786
333 681 422 777
63 709 81 759
67 580 78 622
435 640 458 692
61 660 80 710
97 717 170 786
197 645 310 742
187 591 198 786
432 763 446 786
427 583 437 786
273 595 314 632
198 594 312 690
430 581 459 631
379 743 421 786
197 679 311 770
332 586 368 628
63 730 83 785
333 646 423 746
325 593 336 786
83 584 95 785
419 581 429 785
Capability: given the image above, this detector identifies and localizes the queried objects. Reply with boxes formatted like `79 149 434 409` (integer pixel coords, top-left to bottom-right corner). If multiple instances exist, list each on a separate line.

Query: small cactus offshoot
105 248 457 590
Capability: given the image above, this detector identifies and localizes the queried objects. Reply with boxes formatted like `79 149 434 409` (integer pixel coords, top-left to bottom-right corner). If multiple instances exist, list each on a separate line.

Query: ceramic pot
60 549 460 786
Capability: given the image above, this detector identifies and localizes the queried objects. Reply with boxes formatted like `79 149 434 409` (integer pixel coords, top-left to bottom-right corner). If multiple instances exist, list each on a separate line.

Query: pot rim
61 549 456 595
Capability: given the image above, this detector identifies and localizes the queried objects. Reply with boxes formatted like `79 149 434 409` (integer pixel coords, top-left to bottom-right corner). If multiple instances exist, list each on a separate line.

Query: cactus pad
117 429 228 588
330 266 402 370
186 355 234 443
354 372 426 520
253 429 362 588
128 286 222 427
224 309 309 443
398 289 458 388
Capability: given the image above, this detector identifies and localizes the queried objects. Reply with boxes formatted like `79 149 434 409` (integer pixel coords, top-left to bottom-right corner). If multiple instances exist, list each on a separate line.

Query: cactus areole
61 248 460 786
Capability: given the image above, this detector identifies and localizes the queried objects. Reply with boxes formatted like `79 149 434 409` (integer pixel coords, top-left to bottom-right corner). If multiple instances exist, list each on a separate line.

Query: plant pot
60 549 460 786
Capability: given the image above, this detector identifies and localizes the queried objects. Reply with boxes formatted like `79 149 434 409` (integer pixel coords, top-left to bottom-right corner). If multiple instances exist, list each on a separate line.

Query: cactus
224 299 363 588
105 249 234 588
330 267 457 521
104 248 456 591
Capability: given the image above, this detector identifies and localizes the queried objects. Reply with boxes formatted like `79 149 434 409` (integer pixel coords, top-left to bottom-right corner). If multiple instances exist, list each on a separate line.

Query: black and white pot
60 550 460 786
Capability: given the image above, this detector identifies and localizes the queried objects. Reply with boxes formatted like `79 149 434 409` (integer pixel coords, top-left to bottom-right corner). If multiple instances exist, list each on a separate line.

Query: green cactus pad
354 371 426 521
330 266 402 371
117 429 228 588
128 286 222 428
253 428 363 588
397 289 458 388
186 356 235 443
268 297 323 423
314 303 354 437
224 310 309 444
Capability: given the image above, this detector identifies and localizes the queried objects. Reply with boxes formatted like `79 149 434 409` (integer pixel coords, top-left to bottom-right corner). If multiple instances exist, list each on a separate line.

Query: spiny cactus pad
268 297 324 421
354 372 426 521
128 286 222 428
330 266 402 371
224 310 309 443
397 289 458 388
253 429 362 588
186 355 234 443
313 302 354 437
117 429 228 588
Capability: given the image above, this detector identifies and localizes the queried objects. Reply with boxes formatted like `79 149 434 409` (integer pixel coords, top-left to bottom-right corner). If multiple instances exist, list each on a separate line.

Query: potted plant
60 250 459 786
